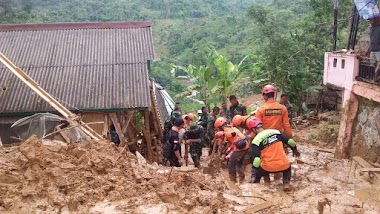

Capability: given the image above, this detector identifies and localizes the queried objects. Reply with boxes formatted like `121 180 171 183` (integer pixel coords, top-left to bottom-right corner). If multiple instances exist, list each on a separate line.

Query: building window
333 58 337 67
341 59 345 69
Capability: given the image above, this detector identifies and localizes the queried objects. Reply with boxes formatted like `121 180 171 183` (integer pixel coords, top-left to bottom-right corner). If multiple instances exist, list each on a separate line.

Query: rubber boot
239 175 245 184
264 176 270 184
194 161 200 168
283 183 292 192
274 172 282 180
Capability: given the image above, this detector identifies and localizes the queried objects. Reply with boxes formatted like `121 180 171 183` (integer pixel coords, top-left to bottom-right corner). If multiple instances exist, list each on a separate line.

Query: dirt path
0 123 379 213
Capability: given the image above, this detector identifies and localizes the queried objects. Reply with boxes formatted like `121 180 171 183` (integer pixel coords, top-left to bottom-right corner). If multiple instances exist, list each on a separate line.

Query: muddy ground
0 120 379 214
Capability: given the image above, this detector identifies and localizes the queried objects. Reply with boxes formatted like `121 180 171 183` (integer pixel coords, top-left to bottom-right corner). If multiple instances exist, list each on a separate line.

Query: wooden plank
316 148 335 153
360 168 380 172
220 170 241 193
352 156 379 178
102 114 109 138
151 137 159 163
121 111 133 133
149 82 163 140
57 127 71 143
109 113 129 151
142 109 154 162
353 156 374 168
243 201 273 213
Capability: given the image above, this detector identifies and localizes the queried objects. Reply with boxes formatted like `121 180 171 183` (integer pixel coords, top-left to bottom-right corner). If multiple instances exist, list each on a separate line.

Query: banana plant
206 48 256 103
171 54 216 107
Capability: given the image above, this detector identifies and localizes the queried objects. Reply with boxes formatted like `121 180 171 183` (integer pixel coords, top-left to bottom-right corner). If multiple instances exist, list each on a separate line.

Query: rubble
0 123 379 213
0 136 230 213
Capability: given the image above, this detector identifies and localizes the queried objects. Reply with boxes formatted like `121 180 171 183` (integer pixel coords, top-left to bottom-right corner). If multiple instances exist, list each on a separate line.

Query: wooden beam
121 112 134 133
109 113 129 151
243 201 273 214
316 148 335 153
151 137 160 163
142 109 154 162
0 52 102 141
352 156 379 178
359 168 380 172
102 114 109 138
149 82 163 140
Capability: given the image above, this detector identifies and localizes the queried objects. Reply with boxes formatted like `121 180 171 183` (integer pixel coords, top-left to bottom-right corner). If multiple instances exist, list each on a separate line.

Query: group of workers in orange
212 85 300 191
164 84 300 191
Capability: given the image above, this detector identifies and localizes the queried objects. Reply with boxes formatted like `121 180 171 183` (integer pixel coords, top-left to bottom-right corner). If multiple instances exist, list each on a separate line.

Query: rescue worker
162 118 185 167
280 93 293 125
206 106 220 155
220 103 231 123
198 106 208 128
229 95 247 119
247 117 300 191
232 114 256 139
171 102 182 121
184 122 204 168
256 85 292 138
182 113 195 127
214 117 250 183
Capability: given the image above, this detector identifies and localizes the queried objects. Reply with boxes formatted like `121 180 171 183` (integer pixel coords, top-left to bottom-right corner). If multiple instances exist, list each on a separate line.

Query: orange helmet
232 115 244 127
214 117 227 129
187 113 195 121
247 117 263 129
262 84 276 94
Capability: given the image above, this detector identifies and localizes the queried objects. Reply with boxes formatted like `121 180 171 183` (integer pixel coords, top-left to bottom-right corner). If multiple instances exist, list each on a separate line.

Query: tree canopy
0 0 364 104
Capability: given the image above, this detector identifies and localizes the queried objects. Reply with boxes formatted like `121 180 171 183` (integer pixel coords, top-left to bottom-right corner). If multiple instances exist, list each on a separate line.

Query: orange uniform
255 100 292 137
251 129 290 172
220 126 249 151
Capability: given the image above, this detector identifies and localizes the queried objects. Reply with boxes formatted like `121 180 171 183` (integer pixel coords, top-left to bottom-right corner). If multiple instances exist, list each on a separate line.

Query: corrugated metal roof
0 22 154 114
0 63 150 114
153 82 170 129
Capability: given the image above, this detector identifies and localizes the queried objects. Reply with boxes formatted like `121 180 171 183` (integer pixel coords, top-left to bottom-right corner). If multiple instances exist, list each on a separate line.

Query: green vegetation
0 0 366 109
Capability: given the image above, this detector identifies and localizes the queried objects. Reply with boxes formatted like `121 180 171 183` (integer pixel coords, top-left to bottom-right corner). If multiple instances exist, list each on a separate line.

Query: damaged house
0 22 170 162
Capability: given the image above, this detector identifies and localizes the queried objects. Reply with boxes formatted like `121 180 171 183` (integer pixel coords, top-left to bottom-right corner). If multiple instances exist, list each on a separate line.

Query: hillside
0 0 358 101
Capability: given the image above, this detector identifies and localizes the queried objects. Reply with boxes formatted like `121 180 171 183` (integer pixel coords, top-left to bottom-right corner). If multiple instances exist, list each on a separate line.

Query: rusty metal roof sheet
0 22 154 114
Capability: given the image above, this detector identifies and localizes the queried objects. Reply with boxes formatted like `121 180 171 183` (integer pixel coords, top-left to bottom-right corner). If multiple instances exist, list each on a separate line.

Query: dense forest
0 0 366 108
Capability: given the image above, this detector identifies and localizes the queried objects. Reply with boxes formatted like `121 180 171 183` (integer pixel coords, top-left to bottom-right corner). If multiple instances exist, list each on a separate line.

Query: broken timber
109 113 130 150
0 52 102 141
352 156 379 179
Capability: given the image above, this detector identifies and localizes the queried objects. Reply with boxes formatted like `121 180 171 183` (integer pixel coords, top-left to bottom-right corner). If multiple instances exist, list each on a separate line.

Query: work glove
292 149 301 157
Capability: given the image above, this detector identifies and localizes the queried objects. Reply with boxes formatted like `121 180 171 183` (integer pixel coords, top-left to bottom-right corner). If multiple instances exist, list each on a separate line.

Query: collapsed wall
351 97 380 163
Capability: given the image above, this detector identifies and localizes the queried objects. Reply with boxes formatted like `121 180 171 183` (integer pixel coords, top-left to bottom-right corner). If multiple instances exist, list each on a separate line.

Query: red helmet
247 117 263 129
262 84 276 94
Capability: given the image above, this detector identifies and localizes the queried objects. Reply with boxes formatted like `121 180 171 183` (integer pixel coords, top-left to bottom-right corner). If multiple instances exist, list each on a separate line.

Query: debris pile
0 136 229 213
